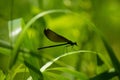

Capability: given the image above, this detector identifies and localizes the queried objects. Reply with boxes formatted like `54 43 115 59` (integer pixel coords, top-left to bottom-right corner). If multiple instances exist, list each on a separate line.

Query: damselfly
38 28 77 50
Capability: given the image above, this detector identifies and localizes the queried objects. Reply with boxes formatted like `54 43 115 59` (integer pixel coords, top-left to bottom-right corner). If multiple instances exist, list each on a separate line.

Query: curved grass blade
46 67 88 80
43 71 69 80
90 71 118 80
0 69 5 80
101 36 120 78
9 10 71 69
40 50 96 72
86 20 120 78
24 60 43 80
0 40 12 49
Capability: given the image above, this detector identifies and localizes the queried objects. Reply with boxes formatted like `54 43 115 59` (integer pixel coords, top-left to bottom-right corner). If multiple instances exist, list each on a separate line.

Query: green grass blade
101 36 120 78
0 47 11 56
46 67 88 80
0 70 5 80
0 40 12 49
40 50 96 72
24 60 43 80
87 21 120 78
43 71 69 80
90 71 118 80
9 10 71 69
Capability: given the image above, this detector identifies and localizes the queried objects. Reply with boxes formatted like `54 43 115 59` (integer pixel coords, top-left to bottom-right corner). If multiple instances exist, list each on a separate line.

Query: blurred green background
0 0 120 80
0 0 120 53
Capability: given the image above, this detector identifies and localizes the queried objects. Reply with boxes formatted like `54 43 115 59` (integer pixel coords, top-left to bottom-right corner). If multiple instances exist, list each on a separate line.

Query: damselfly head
67 41 77 46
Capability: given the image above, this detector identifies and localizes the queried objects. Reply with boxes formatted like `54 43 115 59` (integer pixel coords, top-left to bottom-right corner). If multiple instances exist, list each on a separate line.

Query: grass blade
46 67 88 80
86 20 120 78
90 71 118 80
24 60 43 80
40 50 96 72
101 36 120 78
9 10 71 69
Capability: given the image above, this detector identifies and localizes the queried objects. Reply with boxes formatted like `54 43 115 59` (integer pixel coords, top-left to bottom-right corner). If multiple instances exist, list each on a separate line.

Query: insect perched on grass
38 28 77 50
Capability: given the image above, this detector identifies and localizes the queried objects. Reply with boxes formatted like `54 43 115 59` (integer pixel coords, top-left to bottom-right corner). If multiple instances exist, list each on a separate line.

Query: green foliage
0 0 120 80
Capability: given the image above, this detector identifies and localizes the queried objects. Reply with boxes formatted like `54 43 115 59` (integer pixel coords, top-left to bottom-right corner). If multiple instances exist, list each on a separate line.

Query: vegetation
0 0 120 80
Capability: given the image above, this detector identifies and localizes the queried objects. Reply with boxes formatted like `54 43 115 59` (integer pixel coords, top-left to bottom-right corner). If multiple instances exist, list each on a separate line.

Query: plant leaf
46 67 88 80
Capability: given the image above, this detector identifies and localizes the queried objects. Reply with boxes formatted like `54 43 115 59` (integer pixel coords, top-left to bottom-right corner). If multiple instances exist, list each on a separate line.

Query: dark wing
44 28 71 42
